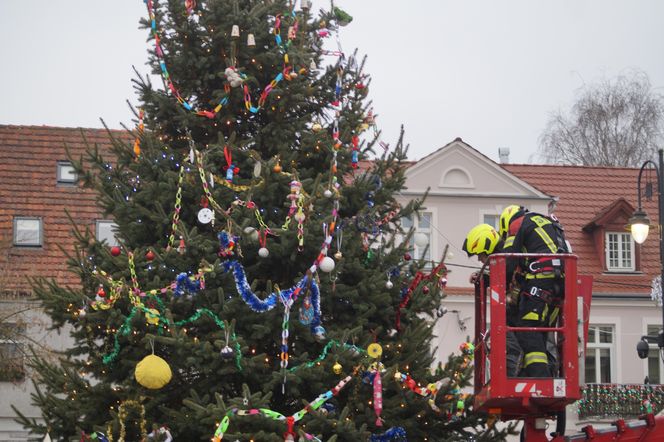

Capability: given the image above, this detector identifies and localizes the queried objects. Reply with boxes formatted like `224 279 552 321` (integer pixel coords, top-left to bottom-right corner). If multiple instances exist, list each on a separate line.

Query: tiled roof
503 163 658 295
0 125 127 294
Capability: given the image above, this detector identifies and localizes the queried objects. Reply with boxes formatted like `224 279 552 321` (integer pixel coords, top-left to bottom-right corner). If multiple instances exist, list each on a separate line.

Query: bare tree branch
539 70 664 166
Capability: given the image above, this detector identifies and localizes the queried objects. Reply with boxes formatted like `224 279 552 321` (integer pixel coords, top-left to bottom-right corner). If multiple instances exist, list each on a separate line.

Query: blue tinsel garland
369 427 407 442
222 260 324 336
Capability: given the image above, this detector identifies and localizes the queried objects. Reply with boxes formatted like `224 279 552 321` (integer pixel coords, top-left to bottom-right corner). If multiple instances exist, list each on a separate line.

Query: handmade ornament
385 278 393 290
110 246 121 256
422 285 430 294
403 252 411 261
218 231 237 258
145 308 160 326
135 354 172 389
460 342 475 359
299 296 314 325
97 285 106 298
373 368 383 426
258 247 269 258
78 307 87 318
133 109 144 158
367 343 383 359
395 261 448 331
243 226 259 242
333 361 343 375
174 272 202 296
224 67 243 88
247 33 255 46
145 250 155 261
436 306 448 318
146 426 172 442
231 24 240 38
198 207 214 224
324 189 333 198
334 251 342 260
184 0 196 14
312 122 322 132
177 236 186 254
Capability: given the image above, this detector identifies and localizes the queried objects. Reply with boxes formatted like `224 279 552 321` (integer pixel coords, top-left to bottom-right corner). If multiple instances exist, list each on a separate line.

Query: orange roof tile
0 125 129 294
503 163 658 295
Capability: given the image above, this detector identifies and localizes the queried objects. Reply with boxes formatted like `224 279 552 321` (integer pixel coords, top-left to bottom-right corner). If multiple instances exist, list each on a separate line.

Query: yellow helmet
462 224 500 257
499 205 524 238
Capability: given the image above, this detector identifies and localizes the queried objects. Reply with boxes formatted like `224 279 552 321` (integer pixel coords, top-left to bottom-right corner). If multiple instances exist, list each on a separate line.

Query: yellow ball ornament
333 362 343 375
135 354 172 389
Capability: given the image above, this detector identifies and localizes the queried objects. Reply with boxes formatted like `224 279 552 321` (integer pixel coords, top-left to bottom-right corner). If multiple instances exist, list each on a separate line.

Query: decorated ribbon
212 376 352 441
288 339 365 372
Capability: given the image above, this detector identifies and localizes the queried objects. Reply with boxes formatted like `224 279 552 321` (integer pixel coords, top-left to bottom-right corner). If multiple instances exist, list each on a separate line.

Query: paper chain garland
212 375 352 441
144 0 300 117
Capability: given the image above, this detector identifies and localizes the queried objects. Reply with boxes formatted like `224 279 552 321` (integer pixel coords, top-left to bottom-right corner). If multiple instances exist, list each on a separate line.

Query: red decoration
422 285 430 294
110 246 121 256
403 253 411 261
97 285 106 298
395 261 448 331
146 250 156 261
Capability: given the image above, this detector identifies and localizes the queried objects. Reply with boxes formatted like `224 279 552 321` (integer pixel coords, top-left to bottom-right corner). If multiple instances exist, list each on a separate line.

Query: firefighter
499 205 567 377
462 223 523 377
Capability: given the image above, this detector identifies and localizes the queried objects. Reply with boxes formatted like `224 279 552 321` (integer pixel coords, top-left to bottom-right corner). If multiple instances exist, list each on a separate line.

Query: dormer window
605 232 635 272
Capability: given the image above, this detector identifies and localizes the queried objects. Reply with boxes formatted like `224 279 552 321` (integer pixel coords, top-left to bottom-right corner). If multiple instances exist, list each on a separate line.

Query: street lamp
631 149 664 355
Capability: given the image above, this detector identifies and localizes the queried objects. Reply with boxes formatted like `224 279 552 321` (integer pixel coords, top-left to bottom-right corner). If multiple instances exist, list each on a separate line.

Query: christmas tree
15 1 513 440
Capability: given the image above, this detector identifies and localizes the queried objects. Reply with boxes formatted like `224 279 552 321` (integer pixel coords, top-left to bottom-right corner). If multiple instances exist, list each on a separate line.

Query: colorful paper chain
212 375 352 441
144 0 300 117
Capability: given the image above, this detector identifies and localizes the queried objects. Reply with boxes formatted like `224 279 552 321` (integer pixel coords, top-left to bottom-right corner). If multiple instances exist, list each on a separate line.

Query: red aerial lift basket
473 253 593 420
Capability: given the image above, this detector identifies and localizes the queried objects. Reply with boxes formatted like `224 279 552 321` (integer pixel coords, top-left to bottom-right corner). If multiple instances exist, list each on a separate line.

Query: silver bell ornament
220 346 234 360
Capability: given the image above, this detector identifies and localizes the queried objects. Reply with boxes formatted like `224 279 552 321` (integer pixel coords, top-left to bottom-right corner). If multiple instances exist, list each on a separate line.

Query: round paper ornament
385 280 394 289
367 343 383 359
258 247 269 258
198 208 214 224
319 256 335 273
135 354 172 389
324 189 333 198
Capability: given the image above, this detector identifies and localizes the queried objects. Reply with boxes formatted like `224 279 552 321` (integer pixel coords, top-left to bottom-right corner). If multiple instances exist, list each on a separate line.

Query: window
585 324 615 383
646 324 663 384
401 212 432 261
13 217 42 247
605 232 635 271
483 214 499 230
57 161 77 184
96 220 119 246
0 322 26 382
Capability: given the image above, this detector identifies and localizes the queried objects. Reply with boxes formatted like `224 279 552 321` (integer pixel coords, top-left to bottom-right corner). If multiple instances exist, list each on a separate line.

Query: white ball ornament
324 189 333 198
414 232 429 248
258 247 270 258
319 256 335 273
78 308 87 318
385 280 394 289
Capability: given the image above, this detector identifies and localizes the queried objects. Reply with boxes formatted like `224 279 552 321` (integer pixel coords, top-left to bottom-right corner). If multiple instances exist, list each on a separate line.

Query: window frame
585 324 616 384
56 160 78 185
96 220 119 247
645 324 664 384
0 321 26 382
401 211 434 263
13 216 43 247
605 231 635 272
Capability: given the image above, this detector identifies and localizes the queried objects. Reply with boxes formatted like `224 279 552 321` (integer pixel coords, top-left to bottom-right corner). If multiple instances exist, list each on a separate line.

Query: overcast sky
1 1 663 163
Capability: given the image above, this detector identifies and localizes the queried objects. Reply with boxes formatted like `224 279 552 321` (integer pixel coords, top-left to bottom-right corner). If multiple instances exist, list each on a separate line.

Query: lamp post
631 148 664 356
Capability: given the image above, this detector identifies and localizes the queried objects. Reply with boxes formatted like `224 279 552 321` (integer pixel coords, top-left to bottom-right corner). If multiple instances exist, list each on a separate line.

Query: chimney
498 147 510 164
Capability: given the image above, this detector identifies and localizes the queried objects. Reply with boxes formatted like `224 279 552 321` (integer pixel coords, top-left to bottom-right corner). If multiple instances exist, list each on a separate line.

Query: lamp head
637 339 650 359
629 209 651 244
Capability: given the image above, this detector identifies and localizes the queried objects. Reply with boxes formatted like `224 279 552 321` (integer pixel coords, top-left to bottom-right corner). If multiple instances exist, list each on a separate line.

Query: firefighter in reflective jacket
463 223 524 377
499 205 567 377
